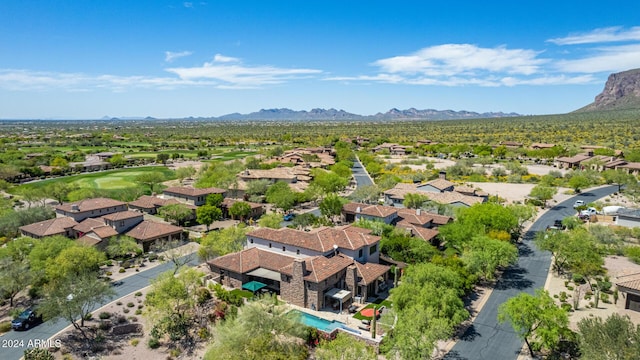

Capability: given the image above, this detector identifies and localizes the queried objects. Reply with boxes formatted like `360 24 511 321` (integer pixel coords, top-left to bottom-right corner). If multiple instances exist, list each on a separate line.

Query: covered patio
324 288 352 313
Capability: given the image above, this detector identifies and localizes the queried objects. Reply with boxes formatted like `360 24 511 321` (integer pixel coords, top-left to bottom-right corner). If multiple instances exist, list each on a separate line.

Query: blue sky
1 1 640 119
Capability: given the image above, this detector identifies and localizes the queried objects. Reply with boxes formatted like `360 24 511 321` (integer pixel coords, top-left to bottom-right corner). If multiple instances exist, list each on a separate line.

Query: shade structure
359 308 381 318
242 280 267 292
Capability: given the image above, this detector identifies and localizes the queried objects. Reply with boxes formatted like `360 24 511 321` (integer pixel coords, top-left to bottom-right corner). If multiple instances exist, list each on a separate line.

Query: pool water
289 310 343 332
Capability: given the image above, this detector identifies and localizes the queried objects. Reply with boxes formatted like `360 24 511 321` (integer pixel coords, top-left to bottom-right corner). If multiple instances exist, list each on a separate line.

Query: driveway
1 254 200 360
445 186 617 360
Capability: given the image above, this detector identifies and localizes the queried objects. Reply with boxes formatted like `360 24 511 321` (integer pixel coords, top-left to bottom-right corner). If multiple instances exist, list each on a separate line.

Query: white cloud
374 44 547 76
213 54 240 63
555 44 640 73
548 26 640 45
165 50 193 62
166 55 322 88
183 2 193 8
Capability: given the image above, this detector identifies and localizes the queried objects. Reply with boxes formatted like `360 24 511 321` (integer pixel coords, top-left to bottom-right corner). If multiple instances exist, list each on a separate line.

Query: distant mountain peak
577 68 640 112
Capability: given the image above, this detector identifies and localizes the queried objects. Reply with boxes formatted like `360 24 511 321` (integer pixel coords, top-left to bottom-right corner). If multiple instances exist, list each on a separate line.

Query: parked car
547 219 566 231
11 308 42 331
283 213 295 221
573 200 585 208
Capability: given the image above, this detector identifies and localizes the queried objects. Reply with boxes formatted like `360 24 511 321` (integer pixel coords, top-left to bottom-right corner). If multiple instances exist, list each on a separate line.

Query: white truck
578 207 599 220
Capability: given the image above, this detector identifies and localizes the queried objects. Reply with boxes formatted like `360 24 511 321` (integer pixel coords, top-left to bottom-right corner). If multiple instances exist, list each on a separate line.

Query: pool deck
287 302 385 343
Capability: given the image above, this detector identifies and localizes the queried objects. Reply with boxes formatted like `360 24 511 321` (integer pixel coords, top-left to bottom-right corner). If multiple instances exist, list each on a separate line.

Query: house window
296 249 300 255
358 249 363 258
250 238 253 244
369 244 377 255
282 246 286 252
269 243 272 248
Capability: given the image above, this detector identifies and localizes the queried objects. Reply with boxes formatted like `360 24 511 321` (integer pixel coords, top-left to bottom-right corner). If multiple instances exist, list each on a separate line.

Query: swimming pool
289 310 344 332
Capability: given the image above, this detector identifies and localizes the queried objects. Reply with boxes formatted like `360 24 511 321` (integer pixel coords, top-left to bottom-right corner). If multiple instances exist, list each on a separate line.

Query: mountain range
577 68 640 112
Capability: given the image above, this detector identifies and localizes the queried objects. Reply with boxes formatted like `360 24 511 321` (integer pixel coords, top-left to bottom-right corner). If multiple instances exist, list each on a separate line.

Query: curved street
445 185 618 360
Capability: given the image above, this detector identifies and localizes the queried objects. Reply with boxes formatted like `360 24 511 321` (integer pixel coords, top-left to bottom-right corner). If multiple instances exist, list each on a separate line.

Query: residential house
221 198 264 220
19 217 79 239
55 198 127 222
102 210 144 233
499 141 523 149
615 208 640 228
125 220 184 252
342 202 399 224
615 272 640 312
383 178 486 207
554 153 594 170
530 143 556 150
128 195 196 215
162 186 226 206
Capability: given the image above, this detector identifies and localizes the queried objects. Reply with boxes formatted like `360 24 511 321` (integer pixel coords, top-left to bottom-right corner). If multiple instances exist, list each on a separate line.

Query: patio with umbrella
359 307 381 318
242 280 267 293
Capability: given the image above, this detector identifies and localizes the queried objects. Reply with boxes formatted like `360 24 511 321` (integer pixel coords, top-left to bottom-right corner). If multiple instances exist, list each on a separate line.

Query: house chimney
416 208 421 216
356 206 361 213
345 264 358 297
439 171 446 180
291 259 307 308
71 204 80 211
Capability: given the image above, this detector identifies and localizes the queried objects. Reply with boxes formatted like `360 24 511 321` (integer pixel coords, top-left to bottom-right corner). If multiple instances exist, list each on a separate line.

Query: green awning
242 280 267 292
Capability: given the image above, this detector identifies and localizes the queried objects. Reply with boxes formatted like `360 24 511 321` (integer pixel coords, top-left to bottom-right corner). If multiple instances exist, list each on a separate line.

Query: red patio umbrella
359 308 381 318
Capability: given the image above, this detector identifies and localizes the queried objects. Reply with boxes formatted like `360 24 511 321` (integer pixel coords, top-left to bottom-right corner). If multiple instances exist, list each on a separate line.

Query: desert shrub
560 303 573 312
105 271 113 276
135 309 142 315
99 321 111 331
24 347 54 360
123 308 130 314
135 291 143 297
0 321 11 333
131 339 140 347
600 292 610 303
624 246 640 264
116 301 123 306
148 337 160 349
99 312 111 320
127 302 135 308
572 274 585 284
119 268 126 273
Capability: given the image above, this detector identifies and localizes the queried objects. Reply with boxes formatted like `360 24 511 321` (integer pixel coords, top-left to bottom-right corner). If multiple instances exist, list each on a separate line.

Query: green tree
577 313 640 360
175 166 196 183
108 154 127 167
319 193 347 221
602 169 636 193
46 245 106 283
461 235 518 280
291 213 318 230
205 193 224 207
196 204 222 231
388 305 452 360
265 181 296 212
568 173 591 193
0 256 32 306
315 332 376 360
498 289 570 357
134 171 166 193
156 153 170 164
40 272 115 343
349 184 381 204
245 179 271 197
529 184 557 208
198 225 249 260
28 235 76 282
258 212 283 229
158 203 193 226
106 236 141 260
145 268 206 345
312 169 349 193
44 182 76 205
403 193 429 209
228 201 252 221
203 297 308 360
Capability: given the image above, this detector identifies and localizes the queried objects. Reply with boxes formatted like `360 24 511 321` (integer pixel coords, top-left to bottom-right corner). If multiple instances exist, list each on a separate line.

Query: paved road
2 254 199 360
445 186 617 360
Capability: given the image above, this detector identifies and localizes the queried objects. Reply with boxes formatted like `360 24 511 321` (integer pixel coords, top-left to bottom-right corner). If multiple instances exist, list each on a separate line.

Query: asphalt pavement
445 185 617 360
1 254 199 360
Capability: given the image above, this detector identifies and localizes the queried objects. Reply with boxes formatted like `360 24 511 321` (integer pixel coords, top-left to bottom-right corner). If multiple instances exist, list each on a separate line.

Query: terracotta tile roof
19 217 79 237
102 210 144 221
354 261 390 285
619 162 640 170
530 143 556 149
280 255 354 283
396 208 436 227
424 178 455 191
208 247 294 274
163 186 226 197
126 220 183 242
248 225 381 253
556 153 593 164
616 273 640 292
221 198 263 210
383 183 419 199
423 191 485 207
77 235 102 246
343 202 397 218
128 195 167 209
56 198 126 213
396 223 439 242
74 218 107 233
238 168 298 181
429 214 453 226
90 226 118 238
